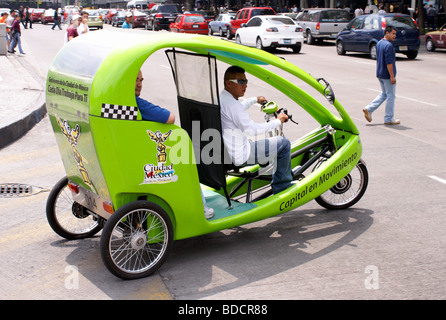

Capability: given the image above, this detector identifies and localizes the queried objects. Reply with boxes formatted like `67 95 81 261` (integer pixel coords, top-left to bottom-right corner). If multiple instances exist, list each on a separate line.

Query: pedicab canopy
46 30 361 239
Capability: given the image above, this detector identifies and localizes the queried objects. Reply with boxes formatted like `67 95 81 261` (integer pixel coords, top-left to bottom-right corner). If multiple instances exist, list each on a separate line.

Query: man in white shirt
220 66 292 194
77 10 89 35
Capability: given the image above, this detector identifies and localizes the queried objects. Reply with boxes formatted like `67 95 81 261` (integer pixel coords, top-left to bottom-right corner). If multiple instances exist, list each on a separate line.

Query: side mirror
241 23 247 28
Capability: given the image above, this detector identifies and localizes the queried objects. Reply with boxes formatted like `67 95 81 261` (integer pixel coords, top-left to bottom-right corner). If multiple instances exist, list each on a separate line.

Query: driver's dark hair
224 66 245 82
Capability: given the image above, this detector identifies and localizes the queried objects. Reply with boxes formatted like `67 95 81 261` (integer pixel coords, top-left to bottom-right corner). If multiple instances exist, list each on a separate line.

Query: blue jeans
247 136 292 194
365 78 396 123
9 33 24 54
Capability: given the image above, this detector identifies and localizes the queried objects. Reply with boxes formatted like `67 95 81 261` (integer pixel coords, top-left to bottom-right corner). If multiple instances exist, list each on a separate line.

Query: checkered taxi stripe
101 104 138 120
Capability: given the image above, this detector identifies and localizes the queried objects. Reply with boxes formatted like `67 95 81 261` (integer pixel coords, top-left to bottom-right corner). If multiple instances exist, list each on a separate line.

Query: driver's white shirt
220 89 281 166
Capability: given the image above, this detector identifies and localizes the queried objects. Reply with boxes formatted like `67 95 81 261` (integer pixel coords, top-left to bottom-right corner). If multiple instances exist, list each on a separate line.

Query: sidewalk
0 47 46 149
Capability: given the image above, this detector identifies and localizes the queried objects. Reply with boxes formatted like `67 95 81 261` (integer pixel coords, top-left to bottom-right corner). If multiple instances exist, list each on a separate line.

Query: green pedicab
45 30 368 280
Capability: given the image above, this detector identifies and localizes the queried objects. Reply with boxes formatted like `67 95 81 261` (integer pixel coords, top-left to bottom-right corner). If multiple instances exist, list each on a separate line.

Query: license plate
399 46 408 51
192 24 199 28
169 18 174 21
284 39 291 44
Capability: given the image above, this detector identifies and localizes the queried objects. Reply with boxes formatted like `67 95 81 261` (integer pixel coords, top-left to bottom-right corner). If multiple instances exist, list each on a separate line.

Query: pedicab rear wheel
100 200 173 280
314 159 368 210
46 176 102 240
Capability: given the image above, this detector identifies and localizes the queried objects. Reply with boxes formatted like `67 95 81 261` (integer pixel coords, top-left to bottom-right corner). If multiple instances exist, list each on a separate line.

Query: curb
0 102 47 149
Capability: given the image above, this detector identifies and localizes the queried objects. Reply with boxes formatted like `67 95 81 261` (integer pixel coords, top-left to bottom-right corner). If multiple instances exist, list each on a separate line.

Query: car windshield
159 5 180 13
385 16 416 29
267 17 295 25
252 9 275 17
185 15 205 23
87 10 99 17
117 11 125 17
319 10 350 22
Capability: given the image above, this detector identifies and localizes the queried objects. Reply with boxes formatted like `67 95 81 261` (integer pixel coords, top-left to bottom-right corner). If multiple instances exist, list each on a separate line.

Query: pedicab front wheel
100 200 174 280
46 176 102 240
315 159 368 210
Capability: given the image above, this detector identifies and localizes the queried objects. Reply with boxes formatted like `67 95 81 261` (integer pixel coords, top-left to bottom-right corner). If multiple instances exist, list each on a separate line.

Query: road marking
367 88 439 107
428 175 446 185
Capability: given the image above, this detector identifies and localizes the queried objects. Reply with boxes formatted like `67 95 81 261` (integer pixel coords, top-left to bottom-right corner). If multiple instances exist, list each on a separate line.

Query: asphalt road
1 22 446 300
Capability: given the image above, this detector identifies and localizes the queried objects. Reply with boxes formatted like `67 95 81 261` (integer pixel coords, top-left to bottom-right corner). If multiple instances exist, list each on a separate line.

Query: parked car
425 23 446 51
227 6 276 40
112 10 126 27
105 9 118 24
235 15 304 53
145 3 181 31
40 9 58 24
29 8 45 22
169 14 208 34
336 13 420 59
297 8 351 44
208 12 235 36
130 10 147 28
86 9 103 29
189 10 215 23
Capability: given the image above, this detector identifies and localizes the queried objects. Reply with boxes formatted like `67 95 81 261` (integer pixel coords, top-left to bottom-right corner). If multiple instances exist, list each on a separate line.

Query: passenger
220 66 293 194
135 70 214 219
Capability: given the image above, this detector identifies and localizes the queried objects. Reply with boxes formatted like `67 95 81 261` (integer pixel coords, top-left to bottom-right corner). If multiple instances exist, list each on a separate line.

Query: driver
220 66 292 194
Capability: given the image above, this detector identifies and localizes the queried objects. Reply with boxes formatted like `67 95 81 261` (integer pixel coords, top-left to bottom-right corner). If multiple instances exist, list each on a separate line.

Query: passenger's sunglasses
228 79 248 85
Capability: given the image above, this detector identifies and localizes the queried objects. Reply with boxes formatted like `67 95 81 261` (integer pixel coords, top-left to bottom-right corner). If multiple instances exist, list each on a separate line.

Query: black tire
226 28 233 40
219 27 224 37
208 26 213 35
370 43 377 60
292 43 302 53
307 30 315 45
336 40 346 55
235 35 241 45
406 50 418 60
46 176 102 240
100 200 174 280
314 159 368 210
256 37 264 50
426 38 436 52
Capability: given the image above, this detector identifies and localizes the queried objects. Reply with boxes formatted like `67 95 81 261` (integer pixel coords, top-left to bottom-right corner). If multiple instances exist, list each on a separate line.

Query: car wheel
336 40 346 55
426 38 436 52
406 50 418 60
369 43 377 60
208 26 213 35
307 30 315 45
256 37 265 50
219 27 224 37
153 21 158 31
292 43 301 53
226 28 233 40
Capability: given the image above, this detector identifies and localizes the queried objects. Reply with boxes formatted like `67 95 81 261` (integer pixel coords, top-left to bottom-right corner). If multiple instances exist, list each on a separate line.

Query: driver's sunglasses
228 79 248 85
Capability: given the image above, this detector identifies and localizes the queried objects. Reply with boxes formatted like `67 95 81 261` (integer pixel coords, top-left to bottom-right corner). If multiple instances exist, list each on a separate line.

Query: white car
235 15 304 53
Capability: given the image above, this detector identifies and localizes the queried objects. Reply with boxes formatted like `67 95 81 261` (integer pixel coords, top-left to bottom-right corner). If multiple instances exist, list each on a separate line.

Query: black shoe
8 50 14 53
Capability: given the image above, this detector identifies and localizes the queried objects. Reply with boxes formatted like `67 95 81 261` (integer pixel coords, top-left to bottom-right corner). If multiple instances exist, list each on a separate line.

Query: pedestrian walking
24 7 32 29
427 5 437 30
51 8 62 30
363 26 400 125
8 14 25 55
18 6 25 28
5 10 15 49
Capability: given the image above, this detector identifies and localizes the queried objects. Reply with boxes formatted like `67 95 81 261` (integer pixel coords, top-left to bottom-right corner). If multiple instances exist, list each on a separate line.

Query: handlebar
261 101 298 125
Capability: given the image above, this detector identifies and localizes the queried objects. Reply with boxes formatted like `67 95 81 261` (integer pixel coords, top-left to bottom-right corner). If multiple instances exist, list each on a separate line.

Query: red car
227 6 275 39
105 9 119 24
425 24 446 52
130 10 147 28
30 8 45 22
169 14 208 34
